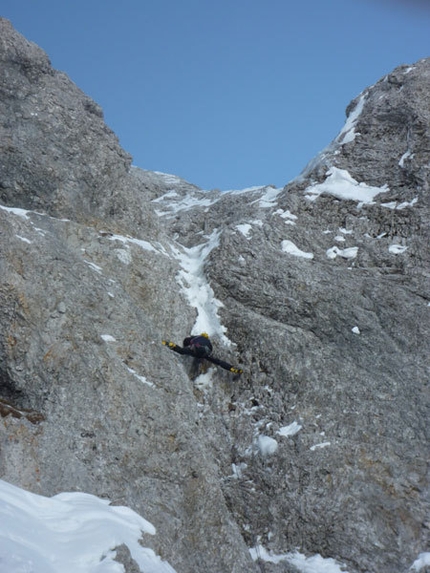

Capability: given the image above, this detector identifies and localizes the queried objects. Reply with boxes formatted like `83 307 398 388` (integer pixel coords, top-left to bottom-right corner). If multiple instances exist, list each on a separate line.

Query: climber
162 333 243 374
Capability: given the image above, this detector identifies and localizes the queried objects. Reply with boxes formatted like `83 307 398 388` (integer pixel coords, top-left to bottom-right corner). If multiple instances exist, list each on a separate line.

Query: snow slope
0 479 176 573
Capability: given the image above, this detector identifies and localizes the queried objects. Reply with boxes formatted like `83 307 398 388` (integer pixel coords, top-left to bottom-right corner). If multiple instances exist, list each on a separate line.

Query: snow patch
326 246 358 260
250 545 348 572
230 462 248 479
224 184 268 195
16 235 32 244
257 435 278 456
152 190 216 217
277 421 302 437
381 197 418 210
282 240 314 259
109 233 159 254
310 441 331 451
381 201 397 209
389 244 408 254
152 171 187 187
152 189 179 200
101 334 116 342
410 552 430 571
0 478 176 573
172 230 230 345
251 186 283 208
399 150 414 167
84 260 103 274
115 247 132 264
397 197 418 209
305 167 388 204
236 223 252 238
127 367 154 387
0 205 31 219
193 371 214 390
275 208 297 221
336 93 366 145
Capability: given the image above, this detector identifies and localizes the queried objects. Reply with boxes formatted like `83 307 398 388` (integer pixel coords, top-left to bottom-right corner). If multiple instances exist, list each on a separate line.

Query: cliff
0 18 429 573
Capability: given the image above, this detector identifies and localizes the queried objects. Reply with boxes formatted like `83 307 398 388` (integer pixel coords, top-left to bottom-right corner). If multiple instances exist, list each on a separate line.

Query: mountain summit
0 18 429 573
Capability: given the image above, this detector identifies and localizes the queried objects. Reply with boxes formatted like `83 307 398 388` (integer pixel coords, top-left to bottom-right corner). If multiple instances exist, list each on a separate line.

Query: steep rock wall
0 18 429 573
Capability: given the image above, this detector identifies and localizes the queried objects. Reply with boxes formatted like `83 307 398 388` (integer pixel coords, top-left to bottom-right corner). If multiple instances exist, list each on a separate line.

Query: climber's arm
162 340 194 356
206 355 243 374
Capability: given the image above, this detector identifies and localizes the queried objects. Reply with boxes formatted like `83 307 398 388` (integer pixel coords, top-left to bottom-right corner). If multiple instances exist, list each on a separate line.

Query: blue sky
2 0 429 190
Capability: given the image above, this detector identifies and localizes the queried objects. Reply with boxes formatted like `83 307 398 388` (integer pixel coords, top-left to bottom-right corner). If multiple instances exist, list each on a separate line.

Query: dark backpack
183 335 213 358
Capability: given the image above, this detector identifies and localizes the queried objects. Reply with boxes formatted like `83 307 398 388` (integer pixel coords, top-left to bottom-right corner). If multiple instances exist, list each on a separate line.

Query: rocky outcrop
0 18 428 573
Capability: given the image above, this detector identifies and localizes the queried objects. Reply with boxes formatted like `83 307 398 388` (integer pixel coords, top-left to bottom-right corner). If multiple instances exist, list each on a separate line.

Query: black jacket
183 335 213 358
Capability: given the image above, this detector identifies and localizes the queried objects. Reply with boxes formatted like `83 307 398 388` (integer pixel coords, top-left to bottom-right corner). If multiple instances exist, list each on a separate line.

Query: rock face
0 18 429 573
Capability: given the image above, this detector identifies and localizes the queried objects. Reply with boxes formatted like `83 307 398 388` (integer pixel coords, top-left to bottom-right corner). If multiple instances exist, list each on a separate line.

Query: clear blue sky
2 0 429 190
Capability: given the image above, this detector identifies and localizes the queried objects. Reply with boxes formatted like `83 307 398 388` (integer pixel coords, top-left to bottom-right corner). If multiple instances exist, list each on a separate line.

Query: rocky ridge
0 18 429 573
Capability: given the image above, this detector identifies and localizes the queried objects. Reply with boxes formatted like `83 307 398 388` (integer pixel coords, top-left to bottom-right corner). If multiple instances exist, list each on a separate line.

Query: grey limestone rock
0 17 429 573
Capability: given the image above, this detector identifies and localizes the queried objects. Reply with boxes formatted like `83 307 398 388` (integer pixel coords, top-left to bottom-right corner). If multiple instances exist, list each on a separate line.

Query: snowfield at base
0 478 176 573
6 476 408 573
